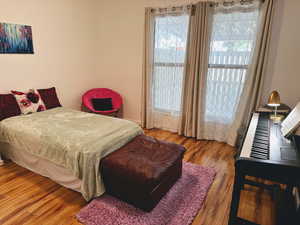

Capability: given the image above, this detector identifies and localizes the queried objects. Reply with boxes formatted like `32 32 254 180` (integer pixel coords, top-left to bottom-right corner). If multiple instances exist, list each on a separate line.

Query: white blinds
152 13 190 114
205 6 260 125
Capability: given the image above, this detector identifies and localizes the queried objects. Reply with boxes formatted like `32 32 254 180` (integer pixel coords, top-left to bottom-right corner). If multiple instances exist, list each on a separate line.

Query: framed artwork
0 22 34 54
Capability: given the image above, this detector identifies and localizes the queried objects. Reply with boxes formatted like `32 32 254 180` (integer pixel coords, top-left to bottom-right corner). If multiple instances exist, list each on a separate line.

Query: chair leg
117 105 123 118
81 104 89 113
81 104 94 114
110 111 119 118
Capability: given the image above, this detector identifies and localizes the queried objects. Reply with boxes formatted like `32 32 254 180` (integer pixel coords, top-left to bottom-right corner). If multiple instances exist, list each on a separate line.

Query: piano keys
228 112 300 225
240 113 270 160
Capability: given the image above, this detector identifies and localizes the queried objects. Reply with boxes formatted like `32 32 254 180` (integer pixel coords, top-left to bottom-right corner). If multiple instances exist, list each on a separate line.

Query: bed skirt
1 142 82 193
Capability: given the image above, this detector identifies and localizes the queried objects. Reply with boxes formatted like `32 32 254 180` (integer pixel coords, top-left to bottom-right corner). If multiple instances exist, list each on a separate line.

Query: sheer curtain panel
180 0 261 145
227 0 275 146
203 1 260 143
142 6 190 131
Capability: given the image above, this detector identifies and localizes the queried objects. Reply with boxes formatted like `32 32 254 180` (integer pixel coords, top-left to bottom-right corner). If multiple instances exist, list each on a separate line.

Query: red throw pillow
37 87 62 110
11 89 46 115
0 94 21 121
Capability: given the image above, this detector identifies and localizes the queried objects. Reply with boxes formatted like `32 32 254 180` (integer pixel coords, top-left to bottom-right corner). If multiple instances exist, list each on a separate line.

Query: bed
0 90 185 210
0 107 143 200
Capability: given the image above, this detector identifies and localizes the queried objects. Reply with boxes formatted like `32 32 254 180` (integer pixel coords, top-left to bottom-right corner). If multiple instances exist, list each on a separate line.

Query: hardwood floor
0 129 275 225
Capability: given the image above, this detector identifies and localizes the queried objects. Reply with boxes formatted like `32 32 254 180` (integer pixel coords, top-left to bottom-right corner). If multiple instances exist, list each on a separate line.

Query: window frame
151 13 190 114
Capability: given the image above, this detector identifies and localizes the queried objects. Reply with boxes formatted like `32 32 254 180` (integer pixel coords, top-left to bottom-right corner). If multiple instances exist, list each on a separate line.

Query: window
152 14 190 114
205 9 259 123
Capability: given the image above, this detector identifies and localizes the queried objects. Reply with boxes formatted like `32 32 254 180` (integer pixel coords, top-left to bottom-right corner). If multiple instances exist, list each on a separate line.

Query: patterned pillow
11 89 46 115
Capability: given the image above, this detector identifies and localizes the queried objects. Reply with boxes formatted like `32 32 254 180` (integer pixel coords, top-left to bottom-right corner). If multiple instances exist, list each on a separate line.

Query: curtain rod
150 5 193 13
150 0 264 12
210 0 264 7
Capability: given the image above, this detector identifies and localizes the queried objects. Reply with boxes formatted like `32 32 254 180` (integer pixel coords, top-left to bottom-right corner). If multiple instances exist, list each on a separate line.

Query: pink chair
82 88 123 117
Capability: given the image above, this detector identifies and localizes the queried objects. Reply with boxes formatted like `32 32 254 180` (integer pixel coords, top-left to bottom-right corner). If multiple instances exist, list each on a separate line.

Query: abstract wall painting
0 23 34 54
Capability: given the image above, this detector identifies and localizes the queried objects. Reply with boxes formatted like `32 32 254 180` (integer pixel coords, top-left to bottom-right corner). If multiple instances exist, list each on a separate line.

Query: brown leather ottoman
100 134 186 212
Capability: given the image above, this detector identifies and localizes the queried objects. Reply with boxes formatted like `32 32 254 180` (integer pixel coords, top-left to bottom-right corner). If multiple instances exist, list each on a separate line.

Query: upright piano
228 110 300 225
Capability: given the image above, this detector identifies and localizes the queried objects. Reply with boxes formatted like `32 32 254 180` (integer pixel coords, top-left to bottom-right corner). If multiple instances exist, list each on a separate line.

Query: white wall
262 0 300 108
1 0 299 118
0 0 99 109
96 0 300 122
96 0 144 122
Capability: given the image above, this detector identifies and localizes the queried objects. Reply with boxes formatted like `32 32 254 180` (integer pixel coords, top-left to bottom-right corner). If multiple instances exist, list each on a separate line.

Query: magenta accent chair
82 88 123 116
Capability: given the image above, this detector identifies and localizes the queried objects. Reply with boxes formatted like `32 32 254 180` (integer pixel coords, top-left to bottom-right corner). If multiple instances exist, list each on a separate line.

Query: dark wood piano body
228 112 300 225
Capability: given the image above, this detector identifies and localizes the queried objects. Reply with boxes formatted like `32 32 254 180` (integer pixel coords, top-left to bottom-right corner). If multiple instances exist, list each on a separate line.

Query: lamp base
270 114 284 123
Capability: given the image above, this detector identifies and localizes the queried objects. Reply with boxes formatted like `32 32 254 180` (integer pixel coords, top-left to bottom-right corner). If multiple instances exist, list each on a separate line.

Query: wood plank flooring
0 129 275 225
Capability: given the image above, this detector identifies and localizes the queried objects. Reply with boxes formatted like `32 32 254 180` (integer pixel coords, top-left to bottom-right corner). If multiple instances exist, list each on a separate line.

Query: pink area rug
76 162 216 225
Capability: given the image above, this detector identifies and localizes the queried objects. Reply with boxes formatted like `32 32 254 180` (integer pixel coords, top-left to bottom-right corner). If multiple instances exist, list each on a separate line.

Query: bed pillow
11 89 46 115
0 94 21 121
37 87 62 110
91 98 113 111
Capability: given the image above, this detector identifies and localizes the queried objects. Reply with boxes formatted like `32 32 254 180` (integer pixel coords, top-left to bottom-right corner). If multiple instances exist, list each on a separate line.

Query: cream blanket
0 107 143 201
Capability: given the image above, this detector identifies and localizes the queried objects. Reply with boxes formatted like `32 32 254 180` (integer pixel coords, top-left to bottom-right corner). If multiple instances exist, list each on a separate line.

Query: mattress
1 142 82 193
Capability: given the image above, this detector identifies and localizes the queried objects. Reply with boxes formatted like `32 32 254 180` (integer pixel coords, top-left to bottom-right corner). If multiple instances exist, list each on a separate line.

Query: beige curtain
141 6 191 131
178 2 213 138
141 8 155 129
227 0 275 146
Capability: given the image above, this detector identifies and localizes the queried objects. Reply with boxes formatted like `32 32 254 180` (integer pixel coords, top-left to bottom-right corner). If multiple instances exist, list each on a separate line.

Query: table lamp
267 90 283 123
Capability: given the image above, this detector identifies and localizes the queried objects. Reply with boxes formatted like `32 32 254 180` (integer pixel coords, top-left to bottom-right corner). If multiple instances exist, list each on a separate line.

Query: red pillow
37 87 62 110
0 94 21 121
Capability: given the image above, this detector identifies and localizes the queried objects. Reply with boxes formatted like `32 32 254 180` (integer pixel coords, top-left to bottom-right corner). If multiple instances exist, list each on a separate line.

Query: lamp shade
268 90 280 107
